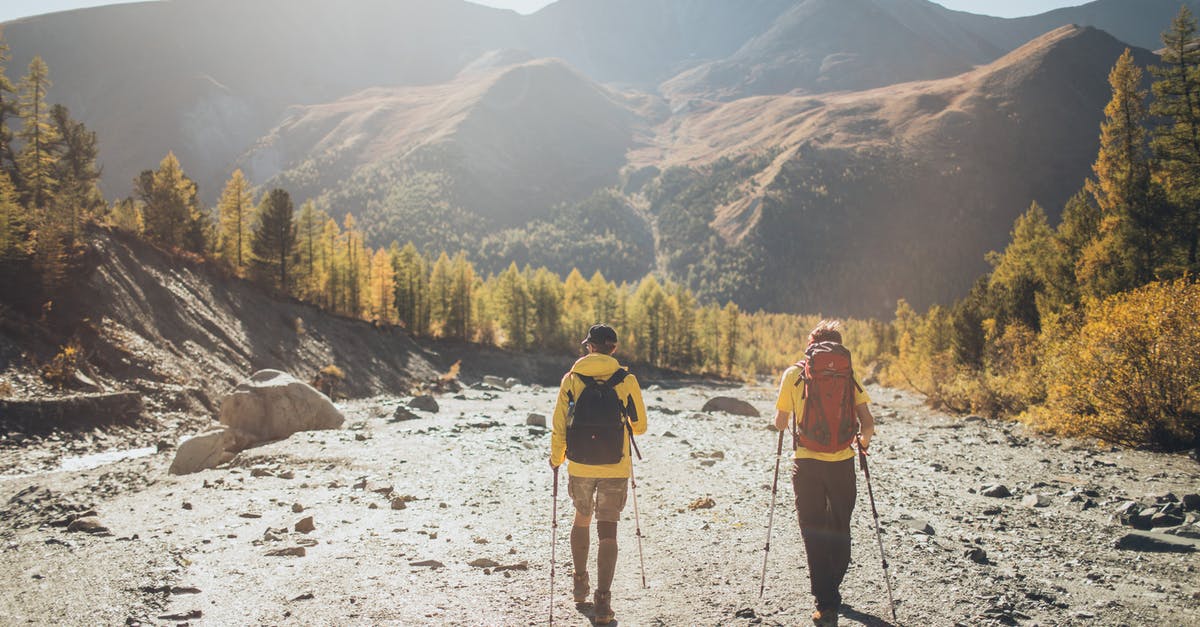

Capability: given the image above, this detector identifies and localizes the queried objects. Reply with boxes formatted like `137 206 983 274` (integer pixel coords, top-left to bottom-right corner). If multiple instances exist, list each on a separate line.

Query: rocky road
1 381 1199 626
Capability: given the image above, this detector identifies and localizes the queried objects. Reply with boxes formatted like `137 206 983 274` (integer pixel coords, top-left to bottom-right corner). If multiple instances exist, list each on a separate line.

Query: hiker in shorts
549 324 647 625
773 320 875 627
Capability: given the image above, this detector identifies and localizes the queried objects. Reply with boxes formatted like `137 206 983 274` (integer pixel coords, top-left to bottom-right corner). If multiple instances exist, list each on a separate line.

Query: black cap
582 324 618 346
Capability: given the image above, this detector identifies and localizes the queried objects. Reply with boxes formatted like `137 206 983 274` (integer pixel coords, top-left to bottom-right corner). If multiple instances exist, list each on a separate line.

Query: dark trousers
792 457 856 610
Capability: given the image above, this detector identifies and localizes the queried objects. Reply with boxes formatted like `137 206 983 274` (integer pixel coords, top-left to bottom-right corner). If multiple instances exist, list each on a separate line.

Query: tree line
882 8 1200 449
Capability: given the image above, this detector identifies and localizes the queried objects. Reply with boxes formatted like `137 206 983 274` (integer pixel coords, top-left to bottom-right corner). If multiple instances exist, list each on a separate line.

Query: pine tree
986 202 1059 331
447 252 474 340
1151 6 1200 271
1080 49 1154 298
428 252 453 337
0 34 18 178
251 188 296 293
529 267 564 349
562 268 591 343
109 197 142 234
141 152 204 251
495 262 531 349
16 57 58 211
392 242 430 335
631 276 667 366
293 200 321 298
216 169 254 274
0 171 25 262
320 217 341 311
368 247 396 323
343 214 364 317
48 104 103 242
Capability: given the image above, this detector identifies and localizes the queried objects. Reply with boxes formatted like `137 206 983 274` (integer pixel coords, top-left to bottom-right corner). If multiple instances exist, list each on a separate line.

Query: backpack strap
604 368 629 389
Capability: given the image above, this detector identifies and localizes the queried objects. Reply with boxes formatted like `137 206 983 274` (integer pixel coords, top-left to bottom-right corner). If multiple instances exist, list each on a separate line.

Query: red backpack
792 341 861 453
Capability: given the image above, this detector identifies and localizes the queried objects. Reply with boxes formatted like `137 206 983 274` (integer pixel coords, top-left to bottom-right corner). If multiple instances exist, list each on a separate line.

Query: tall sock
597 538 618 593
570 525 590 575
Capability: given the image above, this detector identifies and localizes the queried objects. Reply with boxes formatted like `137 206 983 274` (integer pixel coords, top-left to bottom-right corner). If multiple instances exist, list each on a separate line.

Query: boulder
981 484 1012 498
700 397 759 417
391 406 420 422
295 516 315 534
1115 531 1199 553
408 395 439 413
169 429 235 475
1182 493 1200 512
525 413 547 427
219 370 343 449
483 375 511 389
1022 494 1051 508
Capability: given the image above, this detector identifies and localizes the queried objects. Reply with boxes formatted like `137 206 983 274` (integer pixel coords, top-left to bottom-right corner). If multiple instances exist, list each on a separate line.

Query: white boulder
169 428 235 475
220 370 344 449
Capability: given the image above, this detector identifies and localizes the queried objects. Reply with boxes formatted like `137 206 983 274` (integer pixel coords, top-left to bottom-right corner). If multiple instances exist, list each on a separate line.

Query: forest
3 11 1199 451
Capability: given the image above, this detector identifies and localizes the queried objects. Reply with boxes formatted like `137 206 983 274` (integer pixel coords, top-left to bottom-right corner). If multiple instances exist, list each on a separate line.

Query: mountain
640 26 1155 313
0 0 1183 314
662 0 1000 102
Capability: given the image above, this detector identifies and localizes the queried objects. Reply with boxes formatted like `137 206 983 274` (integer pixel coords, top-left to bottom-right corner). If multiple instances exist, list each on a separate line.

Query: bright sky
0 0 1093 24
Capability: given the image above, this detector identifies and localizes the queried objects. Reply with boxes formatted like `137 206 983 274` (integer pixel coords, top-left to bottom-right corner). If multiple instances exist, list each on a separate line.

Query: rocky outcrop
219 370 343 450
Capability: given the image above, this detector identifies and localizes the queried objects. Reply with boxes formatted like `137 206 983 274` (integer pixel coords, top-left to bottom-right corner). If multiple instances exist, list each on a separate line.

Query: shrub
41 341 81 388
1031 279 1200 449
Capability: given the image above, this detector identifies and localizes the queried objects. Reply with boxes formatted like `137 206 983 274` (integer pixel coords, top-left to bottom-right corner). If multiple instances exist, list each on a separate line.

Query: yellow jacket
550 353 647 478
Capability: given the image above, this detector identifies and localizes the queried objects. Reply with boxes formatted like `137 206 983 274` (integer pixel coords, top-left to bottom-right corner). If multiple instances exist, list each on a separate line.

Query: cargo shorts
567 476 629 522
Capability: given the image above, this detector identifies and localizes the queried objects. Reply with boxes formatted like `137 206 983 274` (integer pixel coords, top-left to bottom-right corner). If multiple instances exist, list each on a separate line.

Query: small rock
181 502 193 510
391 497 407 510
505 377 521 388
735 607 757 619
354 432 368 441
410 559 444 568
292 503 305 513
469 558 500 568
250 468 274 478
982 506 1002 516
493 561 529 571
391 407 421 422
295 516 315 534
157 610 202 620
291 592 315 601
239 512 263 519
688 496 716 510
663 431 677 438
278 470 295 480
700 397 759 417
904 519 935 535
965 547 989 564
1022 494 1050 508
525 413 546 427
1182 493 1200 512
1151 512 1185 528
483 375 511 389
1164 524 1200 540
408 395 440 413
981 484 1011 498
1115 531 1198 553
265 546 307 557
66 516 109 535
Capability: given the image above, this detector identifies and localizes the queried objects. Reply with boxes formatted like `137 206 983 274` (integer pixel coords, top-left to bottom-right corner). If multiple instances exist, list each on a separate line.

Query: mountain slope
662 0 1000 101
642 26 1154 314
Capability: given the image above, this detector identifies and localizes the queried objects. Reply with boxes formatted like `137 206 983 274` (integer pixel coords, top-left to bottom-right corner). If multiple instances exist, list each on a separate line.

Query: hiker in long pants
773 320 875 627
549 324 647 625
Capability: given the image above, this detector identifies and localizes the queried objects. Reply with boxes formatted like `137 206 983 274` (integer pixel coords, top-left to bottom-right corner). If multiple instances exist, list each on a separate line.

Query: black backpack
565 369 630 465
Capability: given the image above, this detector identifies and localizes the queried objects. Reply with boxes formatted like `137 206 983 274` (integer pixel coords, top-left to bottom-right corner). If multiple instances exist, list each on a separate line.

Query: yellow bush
1033 279 1200 448
41 341 81 388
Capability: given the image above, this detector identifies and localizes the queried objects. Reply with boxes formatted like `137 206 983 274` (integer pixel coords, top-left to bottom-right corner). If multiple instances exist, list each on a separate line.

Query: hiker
549 324 647 625
773 319 875 627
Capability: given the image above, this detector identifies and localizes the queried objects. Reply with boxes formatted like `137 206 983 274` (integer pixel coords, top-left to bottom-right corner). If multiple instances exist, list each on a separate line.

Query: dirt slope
1 382 1197 625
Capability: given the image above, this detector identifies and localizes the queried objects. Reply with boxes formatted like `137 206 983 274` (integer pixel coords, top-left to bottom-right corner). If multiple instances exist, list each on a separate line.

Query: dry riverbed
1 381 1199 626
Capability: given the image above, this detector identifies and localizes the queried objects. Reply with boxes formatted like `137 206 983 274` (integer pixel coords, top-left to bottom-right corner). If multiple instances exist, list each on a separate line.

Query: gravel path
1 381 1198 626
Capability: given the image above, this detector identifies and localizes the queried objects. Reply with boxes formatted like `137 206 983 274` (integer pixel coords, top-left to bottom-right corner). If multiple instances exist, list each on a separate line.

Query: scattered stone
157 610 202 620
278 470 295 480
168 428 234 475
505 377 521 388
1182 493 1200 512
1152 511 1185 528
525 413 546 427
352 478 368 490
239 512 263 519
295 516 315 534
370 484 395 497
220 370 344 450
1022 494 1051 508
291 592 315 601
663 431 677 438
735 607 757 619
292 503 304 513
982 506 1003 516
469 558 500 568
904 519 935 535
981 484 1011 498
250 467 274 477
66 516 110 535
391 497 407 510
1115 531 1198 553
700 397 759 417
688 496 716 510
493 561 529 571
265 546 307 557
483 375 511 389
391 406 421 422
965 547 989 564
181 501 192 510
408 395 440 413
1165 524 1200 540
410 559 445 568
354 432 368 441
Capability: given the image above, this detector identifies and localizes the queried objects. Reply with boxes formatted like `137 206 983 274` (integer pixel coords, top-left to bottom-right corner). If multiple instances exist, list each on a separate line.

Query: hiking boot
811 607 838 626
572 572 590 604
593 591 614 625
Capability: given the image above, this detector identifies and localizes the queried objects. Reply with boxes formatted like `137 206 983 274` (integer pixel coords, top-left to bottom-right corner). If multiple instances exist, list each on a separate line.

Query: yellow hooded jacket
550 353 647 478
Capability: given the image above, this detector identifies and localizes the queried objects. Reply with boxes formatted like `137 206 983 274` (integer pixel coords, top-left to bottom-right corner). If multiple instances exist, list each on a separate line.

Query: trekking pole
857 435 897 622
550 464 559 625
626 424 648 588
758 428 785 597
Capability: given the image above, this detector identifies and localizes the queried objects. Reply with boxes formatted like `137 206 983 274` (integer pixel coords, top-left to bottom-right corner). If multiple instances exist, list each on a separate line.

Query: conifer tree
368 247 396 323
141 152 204 251
719 301 740 376
987 202 1058 331
0 171 25 262
428 252 453 337
216 169 254 274
320 217 341 311
562 268 591 342
529 267 564 349
495 262 530 349
48 104 102 241
1080 49 1153 298
0 35 17 178
343 214 364 316
1151 6 1200 271
251 188 296 294
16 57 58 211
293 200 322 298
109 197 142 234
392 242 430 335
631 276 667 366
447 252 474 340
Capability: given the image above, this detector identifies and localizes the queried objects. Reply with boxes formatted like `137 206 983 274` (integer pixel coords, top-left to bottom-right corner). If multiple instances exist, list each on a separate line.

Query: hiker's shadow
840 604 896 627
574 601 622 626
